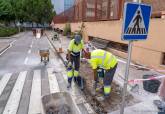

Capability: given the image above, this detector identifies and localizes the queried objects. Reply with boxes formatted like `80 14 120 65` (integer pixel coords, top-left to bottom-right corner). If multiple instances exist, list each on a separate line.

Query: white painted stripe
0 73 12 96
30 40 33 48
28 70 41 114
0 45 11 56
28 49 31 54
84 103 95 114
0 40 16 56
3 71 27 114
117 59 126 64
62 71 67 80
24 57 28 64
30 44 32 48
47 68 60 93
117 58 147 68
46 37 53 49
41 104 45 114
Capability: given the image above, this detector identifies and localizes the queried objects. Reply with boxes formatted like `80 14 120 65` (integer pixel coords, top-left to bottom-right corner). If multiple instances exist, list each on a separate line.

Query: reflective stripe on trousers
67 69 79 77
67 69 73 78
104 85 111 95
74 70 79 77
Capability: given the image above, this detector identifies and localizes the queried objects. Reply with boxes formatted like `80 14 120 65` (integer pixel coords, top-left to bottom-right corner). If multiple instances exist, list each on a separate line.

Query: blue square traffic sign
122 2 152 40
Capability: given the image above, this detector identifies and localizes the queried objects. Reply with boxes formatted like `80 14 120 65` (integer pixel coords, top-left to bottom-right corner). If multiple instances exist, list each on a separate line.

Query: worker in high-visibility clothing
87 49 118 97
67 34 84 88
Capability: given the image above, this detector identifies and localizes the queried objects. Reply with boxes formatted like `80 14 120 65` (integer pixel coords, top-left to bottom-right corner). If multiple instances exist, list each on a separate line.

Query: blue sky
51 0 64 14
51 0 74 14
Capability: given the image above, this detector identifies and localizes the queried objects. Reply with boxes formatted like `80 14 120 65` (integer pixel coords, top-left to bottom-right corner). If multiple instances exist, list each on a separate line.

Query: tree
14 0 26 23
0 0 15 25
42 0 56 24
0 0 56 27
23 0 55 27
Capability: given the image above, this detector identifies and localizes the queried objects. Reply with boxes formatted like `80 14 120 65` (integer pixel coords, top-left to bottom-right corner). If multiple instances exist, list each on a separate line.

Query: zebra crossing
0 68 61 114
0 67 95 114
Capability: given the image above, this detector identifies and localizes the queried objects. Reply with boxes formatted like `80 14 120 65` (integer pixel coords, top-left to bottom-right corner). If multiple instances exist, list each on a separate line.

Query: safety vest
89 49 117 70
68 39 84 56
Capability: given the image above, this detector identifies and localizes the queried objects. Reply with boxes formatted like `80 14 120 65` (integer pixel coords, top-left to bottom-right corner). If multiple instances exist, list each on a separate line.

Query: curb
0 40 16 56
0 44 10 55
45 33 65 64
45 33 96 114
0 32 26 39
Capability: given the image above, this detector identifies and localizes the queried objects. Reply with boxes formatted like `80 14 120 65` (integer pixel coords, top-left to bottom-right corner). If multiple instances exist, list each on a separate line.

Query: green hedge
0 27 19 37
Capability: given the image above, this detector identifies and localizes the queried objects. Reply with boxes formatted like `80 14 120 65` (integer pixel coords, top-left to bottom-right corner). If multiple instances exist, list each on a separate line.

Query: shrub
0 27 19 37
63 23 71 36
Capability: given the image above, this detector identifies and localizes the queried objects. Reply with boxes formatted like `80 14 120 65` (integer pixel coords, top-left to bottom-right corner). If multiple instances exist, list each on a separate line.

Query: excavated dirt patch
79 62 140 113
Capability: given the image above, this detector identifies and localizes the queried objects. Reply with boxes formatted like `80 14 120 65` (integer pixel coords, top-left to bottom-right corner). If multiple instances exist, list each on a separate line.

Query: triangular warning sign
125 6 147 35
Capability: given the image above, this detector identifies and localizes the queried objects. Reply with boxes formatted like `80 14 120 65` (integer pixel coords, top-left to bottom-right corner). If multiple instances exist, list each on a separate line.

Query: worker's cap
74 35 81 44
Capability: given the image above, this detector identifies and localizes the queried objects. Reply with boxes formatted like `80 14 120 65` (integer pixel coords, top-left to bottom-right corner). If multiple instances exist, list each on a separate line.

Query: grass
0 27 19 37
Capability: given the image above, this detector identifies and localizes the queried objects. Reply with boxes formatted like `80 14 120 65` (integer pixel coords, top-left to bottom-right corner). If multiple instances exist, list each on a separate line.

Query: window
162 53 165 65
101 0 108 19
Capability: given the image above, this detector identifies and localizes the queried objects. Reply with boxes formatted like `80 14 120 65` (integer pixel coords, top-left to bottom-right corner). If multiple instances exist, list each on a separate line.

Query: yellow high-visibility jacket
68 39 84 53
89 49 117 70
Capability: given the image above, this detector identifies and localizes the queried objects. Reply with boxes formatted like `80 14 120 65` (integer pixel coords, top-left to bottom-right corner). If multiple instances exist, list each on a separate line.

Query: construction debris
46 104 70 114
42 92 81 114
80 61 140 113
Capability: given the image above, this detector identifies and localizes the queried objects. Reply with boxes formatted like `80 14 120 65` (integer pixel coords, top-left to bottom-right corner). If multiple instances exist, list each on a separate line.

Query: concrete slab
109 100 159 114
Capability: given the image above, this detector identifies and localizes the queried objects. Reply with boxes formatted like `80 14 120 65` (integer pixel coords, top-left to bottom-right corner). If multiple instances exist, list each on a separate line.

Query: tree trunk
32 22 33 28
43 23 45 30
14 21 17 27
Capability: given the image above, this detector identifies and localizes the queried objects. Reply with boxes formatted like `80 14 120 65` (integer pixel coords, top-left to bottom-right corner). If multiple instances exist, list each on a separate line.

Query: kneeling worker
86 49 118 97
67 34 84 88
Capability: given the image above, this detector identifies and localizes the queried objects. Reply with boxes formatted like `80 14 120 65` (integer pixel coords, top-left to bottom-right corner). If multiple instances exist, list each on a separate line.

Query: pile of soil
79 61 140 113
46 104 70 114
45 100 71 114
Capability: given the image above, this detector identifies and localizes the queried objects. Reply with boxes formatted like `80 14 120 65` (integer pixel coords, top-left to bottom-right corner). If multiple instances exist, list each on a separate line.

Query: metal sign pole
120 1 141 114
120 41 133 114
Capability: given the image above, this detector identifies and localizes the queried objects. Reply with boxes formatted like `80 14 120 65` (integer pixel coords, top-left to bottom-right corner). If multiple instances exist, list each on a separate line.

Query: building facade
64 0 75 11
51 0 75 14
53 0 165 71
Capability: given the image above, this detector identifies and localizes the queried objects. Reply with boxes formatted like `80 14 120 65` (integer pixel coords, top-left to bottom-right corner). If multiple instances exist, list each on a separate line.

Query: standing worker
67 34 84 88
85 49 118 98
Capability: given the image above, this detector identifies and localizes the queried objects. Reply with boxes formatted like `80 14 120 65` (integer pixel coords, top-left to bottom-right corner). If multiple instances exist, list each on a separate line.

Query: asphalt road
0 32 92 114
0 32 54 75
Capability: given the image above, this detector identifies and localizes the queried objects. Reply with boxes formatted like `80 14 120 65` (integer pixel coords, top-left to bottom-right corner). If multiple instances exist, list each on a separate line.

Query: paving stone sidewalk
46 31 162 114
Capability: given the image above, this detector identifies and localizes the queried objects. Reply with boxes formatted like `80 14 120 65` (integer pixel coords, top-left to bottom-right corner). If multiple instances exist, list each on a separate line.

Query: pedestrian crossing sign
122 2 152 40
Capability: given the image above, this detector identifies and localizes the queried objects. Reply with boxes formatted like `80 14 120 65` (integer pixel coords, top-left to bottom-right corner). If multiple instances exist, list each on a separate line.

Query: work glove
67 62 72 68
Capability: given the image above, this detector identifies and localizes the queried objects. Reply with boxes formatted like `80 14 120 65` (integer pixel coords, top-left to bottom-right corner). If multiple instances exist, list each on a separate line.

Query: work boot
104 94 110 99
74 77 78 83
67 83 71 89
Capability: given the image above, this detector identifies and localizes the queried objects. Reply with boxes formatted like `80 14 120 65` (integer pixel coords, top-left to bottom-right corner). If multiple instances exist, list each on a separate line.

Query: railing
53 0 124 24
